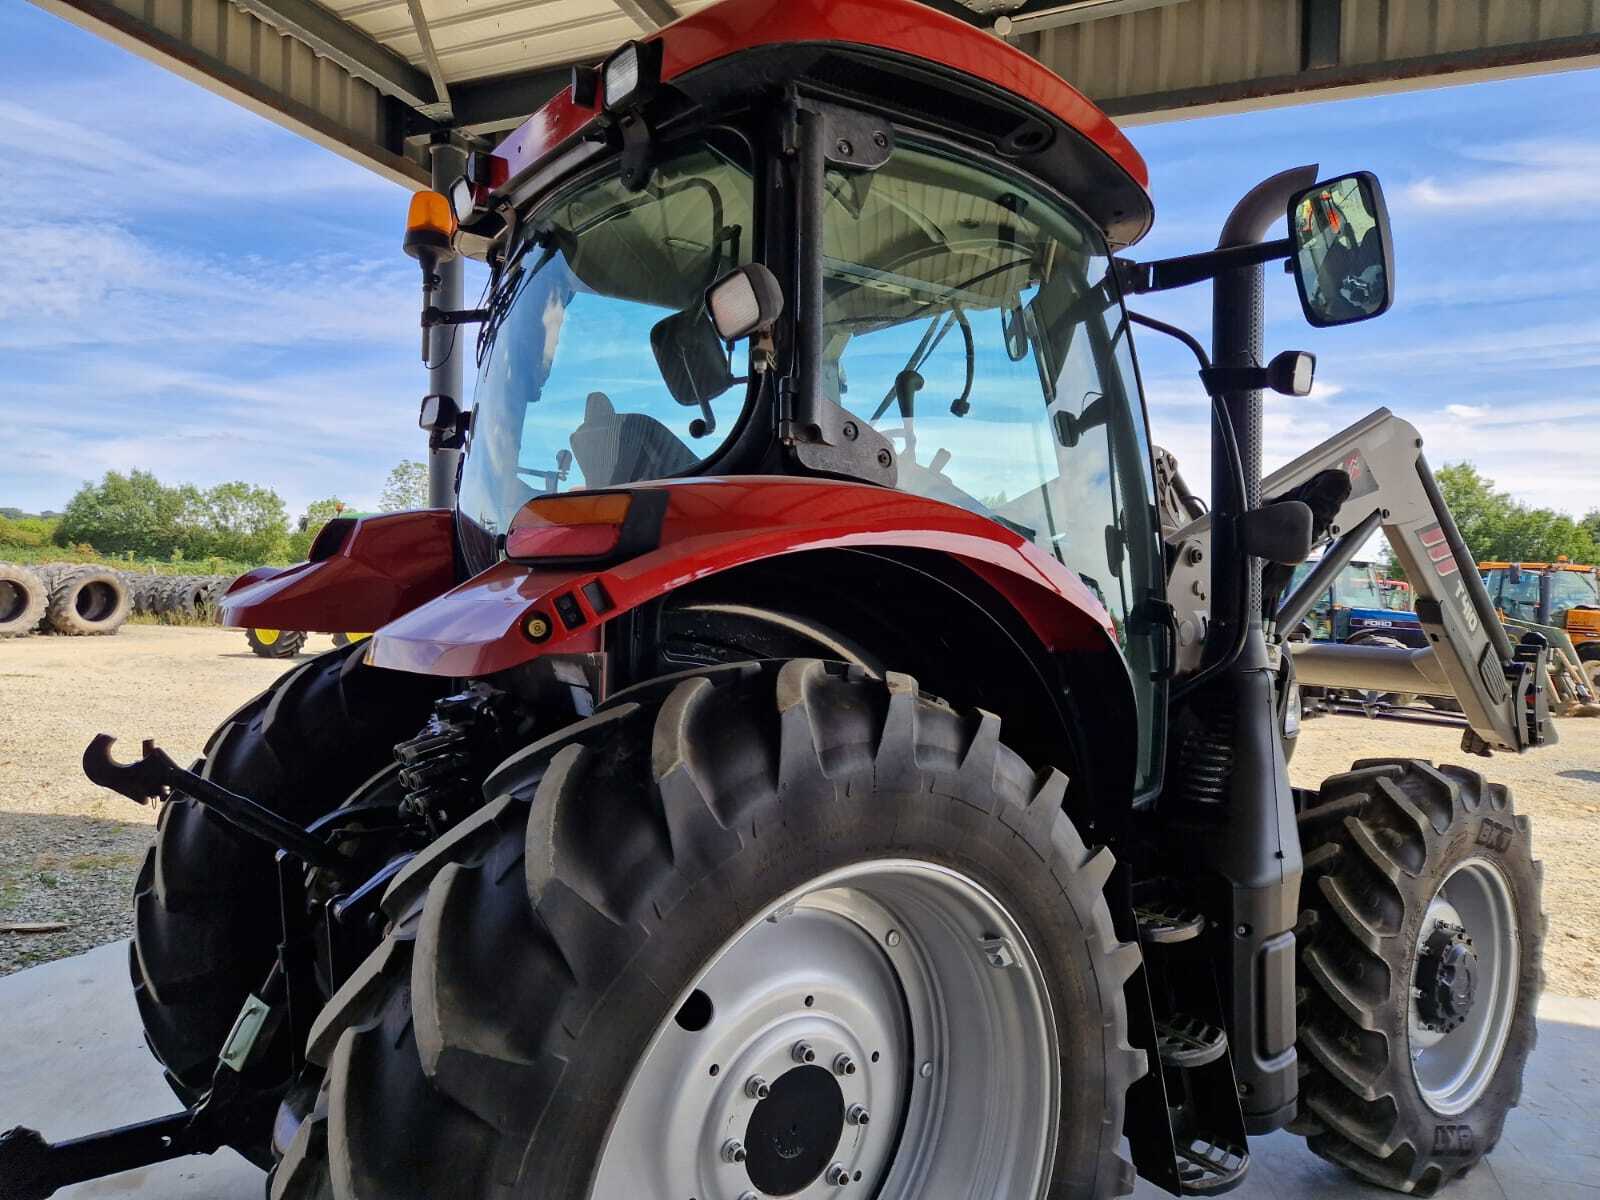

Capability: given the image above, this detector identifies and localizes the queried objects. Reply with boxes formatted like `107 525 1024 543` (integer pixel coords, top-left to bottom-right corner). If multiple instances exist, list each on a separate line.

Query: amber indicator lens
506 493 633 559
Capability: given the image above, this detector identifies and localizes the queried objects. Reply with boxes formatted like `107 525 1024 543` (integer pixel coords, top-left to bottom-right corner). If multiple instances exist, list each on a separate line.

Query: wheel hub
593 861 1060 1200
1414 921 1477 1033
1407 858 1520 1116
744 1065 846 1194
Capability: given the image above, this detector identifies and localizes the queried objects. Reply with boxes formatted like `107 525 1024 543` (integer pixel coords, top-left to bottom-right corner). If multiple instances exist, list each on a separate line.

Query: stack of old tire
0 562 132 637
122 572 234 622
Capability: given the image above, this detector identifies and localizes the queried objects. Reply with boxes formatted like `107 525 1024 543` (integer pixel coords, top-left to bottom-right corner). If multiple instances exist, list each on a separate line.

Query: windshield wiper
476 241 557 366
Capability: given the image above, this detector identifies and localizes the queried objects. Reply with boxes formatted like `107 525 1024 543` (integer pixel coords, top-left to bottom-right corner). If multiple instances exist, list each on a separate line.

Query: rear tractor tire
0 563 48 638
271 660 1146 1200
1292 759 1543 1195
131 643 444 1164
47 566 131 635
248 627 309 658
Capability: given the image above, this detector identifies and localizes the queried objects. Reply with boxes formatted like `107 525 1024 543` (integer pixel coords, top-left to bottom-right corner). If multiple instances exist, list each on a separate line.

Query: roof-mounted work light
601 39 663 111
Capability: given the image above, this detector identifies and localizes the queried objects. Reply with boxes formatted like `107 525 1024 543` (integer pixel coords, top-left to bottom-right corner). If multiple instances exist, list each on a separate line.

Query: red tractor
4 2 1553 1198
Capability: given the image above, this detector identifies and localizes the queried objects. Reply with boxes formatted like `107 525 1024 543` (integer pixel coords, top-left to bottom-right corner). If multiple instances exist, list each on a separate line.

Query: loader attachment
1259 409 1555 753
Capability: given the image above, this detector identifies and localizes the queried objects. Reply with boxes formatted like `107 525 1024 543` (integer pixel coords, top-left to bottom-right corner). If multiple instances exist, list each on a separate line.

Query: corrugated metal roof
29 0 1600 186
1020 0 1600 123
325 0 718 84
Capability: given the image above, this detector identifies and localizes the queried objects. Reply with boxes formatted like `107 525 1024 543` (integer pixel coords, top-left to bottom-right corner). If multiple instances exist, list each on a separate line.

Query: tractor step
1155 1013 1228 1068
1175 1134 1249 1195
1136 900 1206 945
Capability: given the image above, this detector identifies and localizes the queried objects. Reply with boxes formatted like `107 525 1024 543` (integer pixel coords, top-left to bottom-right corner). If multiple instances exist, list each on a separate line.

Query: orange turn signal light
507 493 633 559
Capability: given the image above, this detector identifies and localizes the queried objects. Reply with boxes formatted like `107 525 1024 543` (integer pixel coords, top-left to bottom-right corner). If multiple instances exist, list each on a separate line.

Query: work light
601 39 662 111
706 264 784 342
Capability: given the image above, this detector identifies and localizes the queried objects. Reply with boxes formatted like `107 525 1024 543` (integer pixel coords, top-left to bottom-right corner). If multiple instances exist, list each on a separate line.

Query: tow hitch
82 734 351 874
0 734 373 1199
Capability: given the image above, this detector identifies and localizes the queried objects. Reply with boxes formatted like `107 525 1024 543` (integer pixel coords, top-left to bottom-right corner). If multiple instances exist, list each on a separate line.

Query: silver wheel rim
1408 856 1520 1115
593 859 1059 1199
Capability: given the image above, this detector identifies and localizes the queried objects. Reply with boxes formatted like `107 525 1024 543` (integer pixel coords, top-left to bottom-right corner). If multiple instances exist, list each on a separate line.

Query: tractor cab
451 119 1164 681
1288 557 1425 647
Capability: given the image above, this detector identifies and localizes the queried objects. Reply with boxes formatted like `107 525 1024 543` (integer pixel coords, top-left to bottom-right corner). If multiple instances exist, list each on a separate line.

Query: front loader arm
1261 409 1554 753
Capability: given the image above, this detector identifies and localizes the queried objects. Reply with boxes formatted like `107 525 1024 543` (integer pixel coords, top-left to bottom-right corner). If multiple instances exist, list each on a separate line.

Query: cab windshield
457 140 753 549
1334 564 1383 608
1550 569 1600 614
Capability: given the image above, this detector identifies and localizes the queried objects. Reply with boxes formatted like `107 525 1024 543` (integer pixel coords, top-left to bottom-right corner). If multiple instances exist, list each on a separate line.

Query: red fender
367 479 1121 679
219 510 457 634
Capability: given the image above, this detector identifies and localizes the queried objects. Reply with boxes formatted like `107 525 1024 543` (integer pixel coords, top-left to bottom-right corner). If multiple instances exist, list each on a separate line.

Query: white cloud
1 218 414 349
1401 137 1600 217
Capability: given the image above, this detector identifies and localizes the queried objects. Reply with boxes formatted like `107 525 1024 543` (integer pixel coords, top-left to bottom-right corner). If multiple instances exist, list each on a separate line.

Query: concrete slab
2 943 1597 1198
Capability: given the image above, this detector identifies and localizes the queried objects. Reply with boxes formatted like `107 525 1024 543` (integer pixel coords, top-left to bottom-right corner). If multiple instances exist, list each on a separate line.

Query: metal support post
426 138 467 509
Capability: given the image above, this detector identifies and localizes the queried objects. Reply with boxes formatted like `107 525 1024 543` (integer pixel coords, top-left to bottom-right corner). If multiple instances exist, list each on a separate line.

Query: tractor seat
569 391 698 488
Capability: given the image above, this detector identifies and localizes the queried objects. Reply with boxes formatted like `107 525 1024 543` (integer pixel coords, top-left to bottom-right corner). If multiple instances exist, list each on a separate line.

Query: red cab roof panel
494 0 1147 198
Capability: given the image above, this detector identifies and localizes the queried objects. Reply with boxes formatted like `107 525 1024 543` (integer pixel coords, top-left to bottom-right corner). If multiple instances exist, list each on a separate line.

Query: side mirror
650 305 736 437
1287 172 1393 327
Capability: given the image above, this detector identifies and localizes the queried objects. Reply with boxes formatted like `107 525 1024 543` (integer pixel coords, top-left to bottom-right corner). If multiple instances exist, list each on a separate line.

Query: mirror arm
422 306 491 329
1115 237 1294 295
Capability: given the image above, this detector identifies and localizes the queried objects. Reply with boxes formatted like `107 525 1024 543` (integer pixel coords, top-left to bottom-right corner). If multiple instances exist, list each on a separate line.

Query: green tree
194 481 290 562
1430 463 1600 564
1582 510 1600 549
286 497 348 561
379 461 429 512
55 470 202 558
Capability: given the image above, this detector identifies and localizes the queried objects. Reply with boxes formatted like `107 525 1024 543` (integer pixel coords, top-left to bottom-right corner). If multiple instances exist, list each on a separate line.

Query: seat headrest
584 392 616 424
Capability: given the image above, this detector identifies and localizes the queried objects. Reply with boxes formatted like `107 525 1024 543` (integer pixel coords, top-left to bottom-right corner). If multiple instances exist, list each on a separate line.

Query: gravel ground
1289 705 1600 1001
0 626 318 974
2 627 1597 996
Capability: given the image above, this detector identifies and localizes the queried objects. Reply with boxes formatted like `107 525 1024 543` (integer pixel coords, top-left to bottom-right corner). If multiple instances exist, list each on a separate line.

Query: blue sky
2 0 1598 521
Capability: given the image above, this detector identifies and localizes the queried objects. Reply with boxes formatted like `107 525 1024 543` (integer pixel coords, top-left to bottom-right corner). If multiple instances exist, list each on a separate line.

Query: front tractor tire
130 644 443 1162
248 627 309 658
273 660 1145 1200
1292 760 1543 1195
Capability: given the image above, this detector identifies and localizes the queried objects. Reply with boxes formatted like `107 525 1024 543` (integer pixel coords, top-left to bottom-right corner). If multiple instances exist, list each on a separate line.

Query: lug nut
826 1162 850 1186
722 1139 747 1164
833 1053 857 1076
793 1041 817 1064
847 1104 870 1126
745 1074 771 1099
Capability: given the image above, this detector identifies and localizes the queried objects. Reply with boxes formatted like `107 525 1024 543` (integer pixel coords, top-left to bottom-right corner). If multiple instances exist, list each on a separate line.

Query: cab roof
489 0 1153 247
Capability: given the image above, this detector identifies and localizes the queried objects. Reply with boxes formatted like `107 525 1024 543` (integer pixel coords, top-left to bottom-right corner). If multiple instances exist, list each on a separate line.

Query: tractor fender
219 509 457 634
367 477 1121 679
